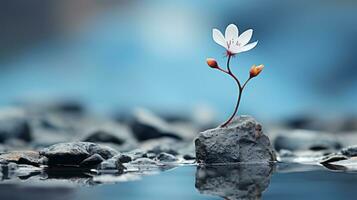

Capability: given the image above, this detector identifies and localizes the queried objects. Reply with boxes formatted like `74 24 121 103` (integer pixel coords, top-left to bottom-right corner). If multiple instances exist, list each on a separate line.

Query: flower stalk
206 23 264 128
212 55 253 128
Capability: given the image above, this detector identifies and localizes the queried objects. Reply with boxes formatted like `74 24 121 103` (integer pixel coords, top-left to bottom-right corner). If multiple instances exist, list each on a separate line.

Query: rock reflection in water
195 163 274 200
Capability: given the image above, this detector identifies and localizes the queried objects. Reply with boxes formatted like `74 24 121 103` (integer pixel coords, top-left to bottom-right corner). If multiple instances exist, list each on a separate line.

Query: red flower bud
250 64 264 78
206 58 218 68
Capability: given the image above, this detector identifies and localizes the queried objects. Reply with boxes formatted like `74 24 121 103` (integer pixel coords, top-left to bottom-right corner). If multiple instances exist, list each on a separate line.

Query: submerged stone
195 116 276 164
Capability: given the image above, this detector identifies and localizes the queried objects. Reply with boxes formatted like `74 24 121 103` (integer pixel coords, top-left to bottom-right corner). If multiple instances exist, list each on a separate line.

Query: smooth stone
98 158 125 172
195 116 276 164
80 154 105 167
81 123 137 152
274 129 341 151
129 108 182 141
154 153 178 162
39 142 118 166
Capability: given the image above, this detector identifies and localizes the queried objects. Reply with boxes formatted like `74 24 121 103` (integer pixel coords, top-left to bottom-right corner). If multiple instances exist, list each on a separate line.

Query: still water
1 164 357 200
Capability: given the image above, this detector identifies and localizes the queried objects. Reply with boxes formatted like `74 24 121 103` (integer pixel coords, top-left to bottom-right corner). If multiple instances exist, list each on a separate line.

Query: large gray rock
39 142 118 166
195 116 276 164
195 163 274 200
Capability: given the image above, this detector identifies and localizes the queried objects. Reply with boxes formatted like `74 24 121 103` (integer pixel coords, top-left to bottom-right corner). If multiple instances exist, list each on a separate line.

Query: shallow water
1 163 357 200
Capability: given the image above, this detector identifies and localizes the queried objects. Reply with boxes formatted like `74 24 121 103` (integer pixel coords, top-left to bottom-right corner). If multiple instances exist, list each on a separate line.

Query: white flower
212 24 258 55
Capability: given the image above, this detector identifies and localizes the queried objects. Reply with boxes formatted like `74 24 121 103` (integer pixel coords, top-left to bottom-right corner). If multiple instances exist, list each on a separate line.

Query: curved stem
242 78 251 90
220 55 252 128
221 87 242 127
226 55 242 89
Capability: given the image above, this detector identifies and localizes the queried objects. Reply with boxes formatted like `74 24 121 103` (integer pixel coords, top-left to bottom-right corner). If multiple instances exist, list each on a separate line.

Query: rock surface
39 142 118 166
195 116 276 164
80 154 105 167
0 151 40 166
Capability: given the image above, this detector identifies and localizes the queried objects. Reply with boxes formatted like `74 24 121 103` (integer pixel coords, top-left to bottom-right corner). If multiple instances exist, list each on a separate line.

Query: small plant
207 24 264 127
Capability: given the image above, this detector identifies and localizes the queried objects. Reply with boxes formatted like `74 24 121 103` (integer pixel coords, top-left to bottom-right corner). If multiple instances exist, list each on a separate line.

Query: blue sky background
0 0 356 121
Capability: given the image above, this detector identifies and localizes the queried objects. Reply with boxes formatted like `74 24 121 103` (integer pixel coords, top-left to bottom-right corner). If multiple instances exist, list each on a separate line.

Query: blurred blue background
1 0 357 121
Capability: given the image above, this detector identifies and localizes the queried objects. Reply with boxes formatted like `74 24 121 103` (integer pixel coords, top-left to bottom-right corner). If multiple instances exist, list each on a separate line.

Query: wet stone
98 157 125 172
0 151 40 166
80 154 105 167
155 152 178 162
195 116 276 164
39 142 118 166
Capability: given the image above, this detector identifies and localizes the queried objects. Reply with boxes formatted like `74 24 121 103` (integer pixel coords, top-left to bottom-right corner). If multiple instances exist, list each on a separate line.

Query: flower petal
229 45 241 54
238 41 258 53
238 29 253 46
212 29 227 48
225 24 239 42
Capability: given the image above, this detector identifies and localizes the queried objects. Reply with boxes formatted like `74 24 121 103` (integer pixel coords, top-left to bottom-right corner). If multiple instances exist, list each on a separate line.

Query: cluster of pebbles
0 101 213 184
1 101 357 186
